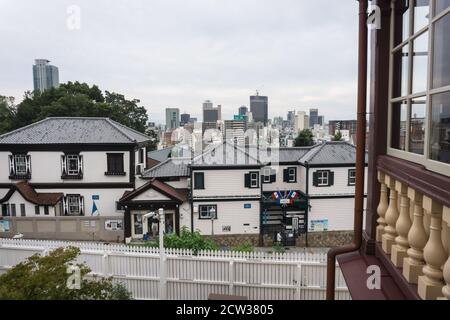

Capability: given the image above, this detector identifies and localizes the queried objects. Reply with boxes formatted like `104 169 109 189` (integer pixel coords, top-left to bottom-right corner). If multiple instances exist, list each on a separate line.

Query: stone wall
205 234 260 248
261 231 353 248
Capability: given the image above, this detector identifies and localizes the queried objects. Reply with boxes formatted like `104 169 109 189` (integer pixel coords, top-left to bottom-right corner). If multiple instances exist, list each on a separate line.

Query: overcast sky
0 0 360 124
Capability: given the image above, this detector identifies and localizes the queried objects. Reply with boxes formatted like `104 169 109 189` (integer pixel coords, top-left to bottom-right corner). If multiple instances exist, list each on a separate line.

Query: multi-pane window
389 0 450 175
61 154 83 178
199 205 217 219
194 172 205 189
348 169 356 186
250 172 259 188
14 155 27 174
263 168 271 183
67 155 80 175
317 171 329 186
8 154 31 178
106 153 125 175
287 167 297 183
63 195 84 216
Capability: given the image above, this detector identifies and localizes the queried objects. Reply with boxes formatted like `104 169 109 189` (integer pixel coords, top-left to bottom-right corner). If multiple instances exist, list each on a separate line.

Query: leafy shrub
232 241 254 252
272 242 286 253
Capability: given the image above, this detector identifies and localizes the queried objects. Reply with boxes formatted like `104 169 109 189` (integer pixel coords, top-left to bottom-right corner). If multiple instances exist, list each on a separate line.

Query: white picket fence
0 238 350 300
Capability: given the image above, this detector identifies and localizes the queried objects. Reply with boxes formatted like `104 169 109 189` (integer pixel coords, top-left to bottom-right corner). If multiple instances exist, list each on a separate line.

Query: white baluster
376 172 388 242
441 206 450 300
382 175 399 254
418 196 446 300
403 188 427 284
391 181 411 267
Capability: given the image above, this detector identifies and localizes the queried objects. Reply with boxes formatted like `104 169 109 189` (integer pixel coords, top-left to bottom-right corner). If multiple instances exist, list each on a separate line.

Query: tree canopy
294 129 314 147
1 82 151 135
332 130 343 141
0 246 132 300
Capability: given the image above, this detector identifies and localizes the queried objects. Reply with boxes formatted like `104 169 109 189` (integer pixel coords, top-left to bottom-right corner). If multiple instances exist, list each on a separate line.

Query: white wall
192 169 261 198
0 151 131 184
308 167 368 196
1 191 57 217
308 197 367 231
192 200 260 235
36 188 129 217
262 165 304 193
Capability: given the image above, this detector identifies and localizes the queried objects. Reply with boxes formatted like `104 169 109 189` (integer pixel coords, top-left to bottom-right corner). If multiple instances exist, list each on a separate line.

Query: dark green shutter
270 171 276 183
329 171 334 186
244 173 250 188
283 169 289 182
313 172 318 186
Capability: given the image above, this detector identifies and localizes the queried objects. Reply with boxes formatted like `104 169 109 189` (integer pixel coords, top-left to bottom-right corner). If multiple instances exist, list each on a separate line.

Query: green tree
0 95 16 134
145 128 159 151
0 247 132 300
7 81 149 133
332 130 343 141
294 129 314 147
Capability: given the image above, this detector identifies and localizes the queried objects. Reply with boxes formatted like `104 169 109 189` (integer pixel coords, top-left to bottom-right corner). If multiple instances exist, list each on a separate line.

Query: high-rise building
294 111 309 133
287 111 296 126
180 113 190 126
224 119 246 146
309 108 319 127
202 100 221 122
250 91 268 125
165 108 180 130
238 106 248 116
33 59 59 92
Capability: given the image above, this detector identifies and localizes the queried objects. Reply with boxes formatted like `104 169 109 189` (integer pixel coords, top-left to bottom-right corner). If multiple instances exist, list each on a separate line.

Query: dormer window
9 154 31 180
61 154 83 179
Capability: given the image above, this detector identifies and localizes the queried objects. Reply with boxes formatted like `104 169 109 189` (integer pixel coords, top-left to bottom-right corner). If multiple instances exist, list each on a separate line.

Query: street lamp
210 207 216 237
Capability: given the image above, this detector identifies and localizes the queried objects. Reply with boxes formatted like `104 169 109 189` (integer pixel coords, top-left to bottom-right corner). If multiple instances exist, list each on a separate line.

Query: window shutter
26 155 31 174
328 171 334 186
313 172 318 186
63 196 68 215
283 169 289 182
244 173 250 188
78 155 83 174
61 155 67 175
79 196 84 215
270 170 276 183
8 155 14 175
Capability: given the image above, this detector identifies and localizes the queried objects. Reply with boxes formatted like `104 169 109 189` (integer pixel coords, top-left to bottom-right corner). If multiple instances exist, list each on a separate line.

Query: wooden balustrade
376 171 450 300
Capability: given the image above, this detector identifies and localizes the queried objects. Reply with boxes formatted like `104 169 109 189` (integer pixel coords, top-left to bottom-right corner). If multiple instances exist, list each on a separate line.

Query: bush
232 241 254 252
0 246 132 300
272 242 286 253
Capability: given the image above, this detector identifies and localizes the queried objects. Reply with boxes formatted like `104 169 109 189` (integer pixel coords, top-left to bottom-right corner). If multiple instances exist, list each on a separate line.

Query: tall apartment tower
250 91 268 125
165 108 180 130
33 59 59 92
202 100 221 122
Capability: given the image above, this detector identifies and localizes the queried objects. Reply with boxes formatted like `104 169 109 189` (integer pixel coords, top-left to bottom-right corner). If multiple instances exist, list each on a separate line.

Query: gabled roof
299 141 367 165
119 178 188 203
0 181 63 205
0 117 151 145
141 158 191 178
147 147 173 162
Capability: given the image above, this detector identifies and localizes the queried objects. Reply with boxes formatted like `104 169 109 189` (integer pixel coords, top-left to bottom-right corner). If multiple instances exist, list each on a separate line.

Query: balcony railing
376 171 450 300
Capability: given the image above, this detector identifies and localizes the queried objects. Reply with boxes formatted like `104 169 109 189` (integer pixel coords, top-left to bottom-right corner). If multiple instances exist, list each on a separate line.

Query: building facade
33 59 59 92
250 92 268 125
165 108 180 130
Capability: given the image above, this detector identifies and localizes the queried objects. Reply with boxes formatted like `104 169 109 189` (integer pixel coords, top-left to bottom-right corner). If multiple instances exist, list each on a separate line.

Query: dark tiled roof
142 158 191 178
299 141 368 165
0 117 151 144
119 179 188 203
0 181 63 205
147 147 173 162
191 142 262 167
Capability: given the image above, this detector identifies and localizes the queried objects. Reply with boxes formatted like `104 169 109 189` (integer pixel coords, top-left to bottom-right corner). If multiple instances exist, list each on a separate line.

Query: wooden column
403 188 427 284
382 175 399 254
376 172 388 242
418 196 446 300
391 181 411 267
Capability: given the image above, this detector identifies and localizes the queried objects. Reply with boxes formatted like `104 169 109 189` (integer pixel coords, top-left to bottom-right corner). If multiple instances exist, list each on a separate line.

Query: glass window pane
413 0 430 33
395 0 410 45
393 45 410 97
432 13 450 89
391 102 408 150
430 91 450 164
409 97 426 154
412 31 429 93
435 0 450 16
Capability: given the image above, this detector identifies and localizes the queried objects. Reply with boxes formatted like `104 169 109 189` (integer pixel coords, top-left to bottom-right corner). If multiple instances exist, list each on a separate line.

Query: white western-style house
0 117 367 246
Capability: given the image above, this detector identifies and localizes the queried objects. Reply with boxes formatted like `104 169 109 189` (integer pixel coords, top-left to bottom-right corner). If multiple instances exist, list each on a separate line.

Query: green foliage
1 81 150 134
232 241 254 252
272 242 286 253
294 129 314 147
0 246 132 300
332 130 343 141
0 95 16 134
145 128 159 152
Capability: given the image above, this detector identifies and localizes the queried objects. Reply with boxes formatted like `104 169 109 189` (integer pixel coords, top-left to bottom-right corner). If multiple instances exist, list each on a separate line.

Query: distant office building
203 100 221 122
294 111 309 133
328 120 357 136
309 108 319 127
33 59 59 92
273 116 284 127
287 111 296 126
165 108 180 130
318 115 324 126
238 106 248 116
224 120 246 145
250 92 268 125
180 113 190 126
189 117 197 124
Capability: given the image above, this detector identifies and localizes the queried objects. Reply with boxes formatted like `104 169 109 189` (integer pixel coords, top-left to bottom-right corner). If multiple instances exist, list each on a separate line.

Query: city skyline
1 0 359 124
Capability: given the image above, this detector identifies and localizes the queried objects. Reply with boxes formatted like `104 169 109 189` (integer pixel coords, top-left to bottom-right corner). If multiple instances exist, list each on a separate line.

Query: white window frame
65 194 83 216
288 167 297 182
14 154 27 175
199 205 217 219
317 170 329 186
348 169 356 186
250 172 259 188
263 167 271 183
387 0 450 177
66 154 80 175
